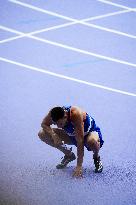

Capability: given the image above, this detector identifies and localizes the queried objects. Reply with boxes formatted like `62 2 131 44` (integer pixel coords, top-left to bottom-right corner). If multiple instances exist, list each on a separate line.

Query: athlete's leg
38 129 55 147
38 128 73 155
38 128 76 168
85 131 100 156
85 131 103 173
53 128 73 145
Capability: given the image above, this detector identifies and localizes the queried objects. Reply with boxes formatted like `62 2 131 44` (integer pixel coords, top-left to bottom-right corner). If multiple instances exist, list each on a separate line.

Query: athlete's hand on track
73 166 83 178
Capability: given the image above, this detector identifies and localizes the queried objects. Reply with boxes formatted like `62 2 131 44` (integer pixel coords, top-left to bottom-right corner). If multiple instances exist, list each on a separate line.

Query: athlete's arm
41 111 53 131
71 107 84 177
41 111 62 145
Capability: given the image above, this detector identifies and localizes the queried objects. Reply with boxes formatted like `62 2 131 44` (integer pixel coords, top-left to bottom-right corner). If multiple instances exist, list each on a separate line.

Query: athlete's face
56 112 68 128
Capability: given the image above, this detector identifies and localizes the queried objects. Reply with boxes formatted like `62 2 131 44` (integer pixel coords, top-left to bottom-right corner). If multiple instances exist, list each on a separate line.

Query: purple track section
0 0 136 205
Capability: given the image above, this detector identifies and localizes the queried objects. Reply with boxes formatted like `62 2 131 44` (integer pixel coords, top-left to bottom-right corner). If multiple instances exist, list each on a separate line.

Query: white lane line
8 0 134 24
1 57 136 97
2 9 136 43
0 26 23 43
29 35 136 68
26 22 76 35
1 10 135 43
0 22 76 43
83 9 132 21
0 23 76 43
8 0 136 39
77 22 136 39
1 26 136 68
0 25 24 35
97 0 134 10
8 0 76 22
2 10 136 44
1 18 136 42
0 35 23 43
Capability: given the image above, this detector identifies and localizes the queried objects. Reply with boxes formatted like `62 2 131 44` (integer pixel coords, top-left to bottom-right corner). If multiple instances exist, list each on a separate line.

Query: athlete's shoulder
70 106 83 122
71 106 83 113
41 110 53 127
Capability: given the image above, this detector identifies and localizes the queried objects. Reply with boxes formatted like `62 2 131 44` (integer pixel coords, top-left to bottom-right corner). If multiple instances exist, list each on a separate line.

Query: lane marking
2 9 136 44
0 23 76 43
83 9 132 21
0 22 77 43
29 35 136 68
0 57 136 97
9 0 76 22
75 22 136 39
0 25 24 35
8 0 136 39
1 26 136 68
0 35 23 43
97 0 135 10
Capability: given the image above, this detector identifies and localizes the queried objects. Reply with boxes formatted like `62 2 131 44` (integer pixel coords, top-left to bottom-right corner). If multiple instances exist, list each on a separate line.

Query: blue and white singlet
62 106 104 150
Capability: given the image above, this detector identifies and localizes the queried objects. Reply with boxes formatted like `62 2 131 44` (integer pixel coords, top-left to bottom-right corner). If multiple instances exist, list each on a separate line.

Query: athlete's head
51 107 67 128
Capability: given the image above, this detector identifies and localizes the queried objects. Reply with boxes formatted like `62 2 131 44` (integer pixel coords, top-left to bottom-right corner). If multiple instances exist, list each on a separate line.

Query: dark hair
51 107 65 122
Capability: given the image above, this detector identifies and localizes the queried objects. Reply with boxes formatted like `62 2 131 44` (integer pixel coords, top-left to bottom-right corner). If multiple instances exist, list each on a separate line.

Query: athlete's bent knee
38 130 45 141
89 138 99 151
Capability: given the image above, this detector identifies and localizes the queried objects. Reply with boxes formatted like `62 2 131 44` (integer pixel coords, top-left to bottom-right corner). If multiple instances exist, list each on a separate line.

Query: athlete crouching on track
38 106 104 178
